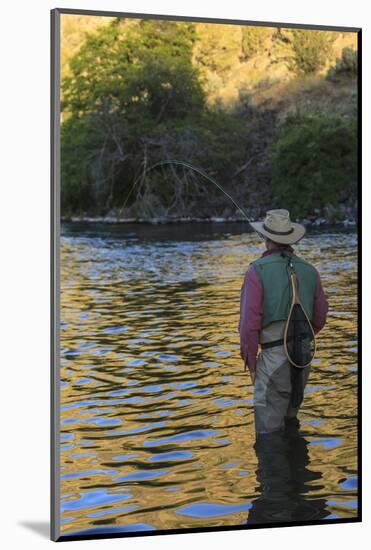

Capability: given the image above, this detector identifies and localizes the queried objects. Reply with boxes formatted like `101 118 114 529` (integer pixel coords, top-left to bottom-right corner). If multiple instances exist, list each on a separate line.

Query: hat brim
250 221 306 244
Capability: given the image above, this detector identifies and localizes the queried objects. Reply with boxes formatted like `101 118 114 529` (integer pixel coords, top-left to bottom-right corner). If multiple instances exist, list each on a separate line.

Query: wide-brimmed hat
250 209 306 245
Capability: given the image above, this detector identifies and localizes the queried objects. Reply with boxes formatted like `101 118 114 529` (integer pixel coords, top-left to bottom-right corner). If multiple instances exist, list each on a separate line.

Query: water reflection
59 222 358 536
247 423 327 524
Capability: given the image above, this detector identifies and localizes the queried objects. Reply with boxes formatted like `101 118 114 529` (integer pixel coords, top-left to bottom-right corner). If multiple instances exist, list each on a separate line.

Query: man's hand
249 368 256 385
243 358 256 385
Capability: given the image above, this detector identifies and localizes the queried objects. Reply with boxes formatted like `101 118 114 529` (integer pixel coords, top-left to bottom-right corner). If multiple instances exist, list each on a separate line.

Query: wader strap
260 338 284 349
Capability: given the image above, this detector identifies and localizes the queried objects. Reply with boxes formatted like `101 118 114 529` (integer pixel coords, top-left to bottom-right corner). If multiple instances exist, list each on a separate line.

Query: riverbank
61 214 357 228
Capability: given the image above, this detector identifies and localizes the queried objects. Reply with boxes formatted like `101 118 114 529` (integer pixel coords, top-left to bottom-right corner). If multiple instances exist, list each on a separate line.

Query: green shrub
288 30 336 75
60 19 208 216
327 47 358 81
271 113 357 218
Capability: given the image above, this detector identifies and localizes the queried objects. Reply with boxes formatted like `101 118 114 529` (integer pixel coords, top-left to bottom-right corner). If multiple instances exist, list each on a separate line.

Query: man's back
252 250 318 328
239 244 328 375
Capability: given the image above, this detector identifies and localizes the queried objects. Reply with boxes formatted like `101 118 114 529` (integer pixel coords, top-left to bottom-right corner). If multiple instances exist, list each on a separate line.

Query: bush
327 47 358 81
288 30 336 75
60 19 208 216
271 113 357 218
240 26 271 61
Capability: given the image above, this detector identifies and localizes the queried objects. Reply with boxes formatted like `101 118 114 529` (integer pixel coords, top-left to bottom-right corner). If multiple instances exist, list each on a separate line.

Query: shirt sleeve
238 264 263 372
311 269 329 334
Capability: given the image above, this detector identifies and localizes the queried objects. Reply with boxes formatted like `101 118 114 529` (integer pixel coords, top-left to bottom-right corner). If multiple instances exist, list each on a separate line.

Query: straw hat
250 209 306 245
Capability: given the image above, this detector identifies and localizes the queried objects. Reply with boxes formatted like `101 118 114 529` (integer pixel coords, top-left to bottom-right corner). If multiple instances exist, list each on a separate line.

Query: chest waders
283 256 317 408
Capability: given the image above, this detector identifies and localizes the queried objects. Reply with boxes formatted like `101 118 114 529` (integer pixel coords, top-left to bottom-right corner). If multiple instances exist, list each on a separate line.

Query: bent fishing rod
120 158 256 230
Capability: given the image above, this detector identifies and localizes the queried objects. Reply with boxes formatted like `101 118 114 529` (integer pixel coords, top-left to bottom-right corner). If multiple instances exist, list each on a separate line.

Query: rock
313 217 327 226
343 218 356 226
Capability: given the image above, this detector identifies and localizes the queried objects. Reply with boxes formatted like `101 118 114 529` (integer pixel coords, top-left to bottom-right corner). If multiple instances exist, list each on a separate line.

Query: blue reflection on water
61 490 132 512
61 468 118 480
340 477 357 490
110 421 166 436
148 450 193 462
176 501 252 517
310 438 342 449
102 326 129 334
143 429 220 446
170 381 197 389
60 433 74 441
111 454 139 461
61 416 122 426
63 524 156 536
113 469 170 481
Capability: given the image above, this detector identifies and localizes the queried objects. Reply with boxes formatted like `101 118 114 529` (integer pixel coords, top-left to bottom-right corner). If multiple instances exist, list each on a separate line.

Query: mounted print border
51 7 362 542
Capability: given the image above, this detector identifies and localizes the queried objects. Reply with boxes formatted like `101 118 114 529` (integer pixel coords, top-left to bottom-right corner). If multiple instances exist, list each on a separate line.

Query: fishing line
120 158 255 228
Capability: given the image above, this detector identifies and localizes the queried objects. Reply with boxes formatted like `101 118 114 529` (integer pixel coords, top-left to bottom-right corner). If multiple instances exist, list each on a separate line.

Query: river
58 222 358 537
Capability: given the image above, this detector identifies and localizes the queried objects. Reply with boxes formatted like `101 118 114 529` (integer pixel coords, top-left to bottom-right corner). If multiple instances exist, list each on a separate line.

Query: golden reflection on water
59 224 358 536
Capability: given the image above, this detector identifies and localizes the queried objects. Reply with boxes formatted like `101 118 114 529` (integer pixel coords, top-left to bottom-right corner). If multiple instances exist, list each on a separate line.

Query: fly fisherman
238 209 329 434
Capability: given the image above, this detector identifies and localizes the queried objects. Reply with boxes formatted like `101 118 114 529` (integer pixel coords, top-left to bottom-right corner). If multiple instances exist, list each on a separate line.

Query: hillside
59 15 358 224
60 16 357 111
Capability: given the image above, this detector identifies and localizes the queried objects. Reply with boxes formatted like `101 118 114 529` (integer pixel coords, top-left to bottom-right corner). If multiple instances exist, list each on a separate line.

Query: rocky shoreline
61 214 357 228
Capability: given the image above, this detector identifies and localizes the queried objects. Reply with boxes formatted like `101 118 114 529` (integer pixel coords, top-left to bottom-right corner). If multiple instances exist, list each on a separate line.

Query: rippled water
59 222 358 537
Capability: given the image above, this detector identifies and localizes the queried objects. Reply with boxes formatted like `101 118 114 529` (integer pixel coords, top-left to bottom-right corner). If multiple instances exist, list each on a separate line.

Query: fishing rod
120 158 255 228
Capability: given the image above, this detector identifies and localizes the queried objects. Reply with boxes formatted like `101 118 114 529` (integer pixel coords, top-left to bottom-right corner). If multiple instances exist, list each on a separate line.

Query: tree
60 18 208 216
272 113 357 218
60 18 253 219
61 19 205 121
288 30 336 75
327 47 358 81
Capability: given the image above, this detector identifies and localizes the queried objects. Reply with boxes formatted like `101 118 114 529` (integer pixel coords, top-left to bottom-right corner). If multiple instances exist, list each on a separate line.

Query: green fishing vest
252 251 317 328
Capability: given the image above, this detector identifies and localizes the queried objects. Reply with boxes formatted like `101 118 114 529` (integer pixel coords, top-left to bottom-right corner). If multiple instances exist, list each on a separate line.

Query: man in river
238 209 329 433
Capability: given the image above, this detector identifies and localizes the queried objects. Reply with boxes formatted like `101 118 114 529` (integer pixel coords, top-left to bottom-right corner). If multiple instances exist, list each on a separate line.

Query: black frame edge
356 27 362 523
53 7 361 33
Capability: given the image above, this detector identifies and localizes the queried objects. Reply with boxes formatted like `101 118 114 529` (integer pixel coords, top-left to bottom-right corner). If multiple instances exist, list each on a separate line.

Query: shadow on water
247 423 327 525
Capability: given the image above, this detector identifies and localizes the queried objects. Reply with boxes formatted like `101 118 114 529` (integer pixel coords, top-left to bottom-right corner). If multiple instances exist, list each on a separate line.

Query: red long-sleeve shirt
238 245 329 373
